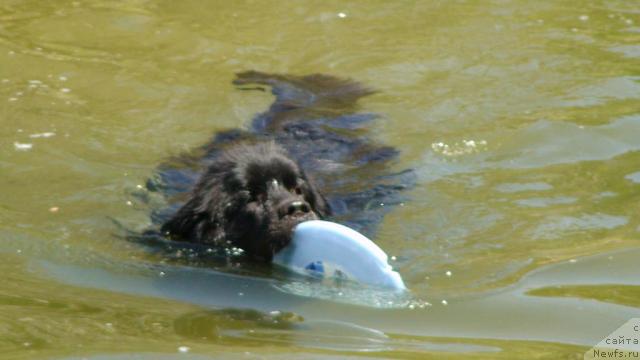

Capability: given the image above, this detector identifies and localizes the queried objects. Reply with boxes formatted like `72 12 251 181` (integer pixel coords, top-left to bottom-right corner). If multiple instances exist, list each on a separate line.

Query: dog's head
224 145 329 260
162 143 330 261
163 143 330 261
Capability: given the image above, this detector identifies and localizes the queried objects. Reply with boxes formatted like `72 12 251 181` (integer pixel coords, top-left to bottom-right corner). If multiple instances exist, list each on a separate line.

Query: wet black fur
144 71 414 262
161 142 329 261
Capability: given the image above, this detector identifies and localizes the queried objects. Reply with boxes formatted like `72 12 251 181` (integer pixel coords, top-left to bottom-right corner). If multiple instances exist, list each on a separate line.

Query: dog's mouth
268 210 318 255
282 210 318 226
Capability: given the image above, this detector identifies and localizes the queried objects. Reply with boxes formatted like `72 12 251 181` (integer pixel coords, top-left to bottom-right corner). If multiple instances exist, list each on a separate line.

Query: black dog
145 71 413 262
161 142 329 261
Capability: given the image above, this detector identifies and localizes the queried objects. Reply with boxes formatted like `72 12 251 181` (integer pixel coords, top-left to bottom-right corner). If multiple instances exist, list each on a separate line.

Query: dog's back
147 72 413 238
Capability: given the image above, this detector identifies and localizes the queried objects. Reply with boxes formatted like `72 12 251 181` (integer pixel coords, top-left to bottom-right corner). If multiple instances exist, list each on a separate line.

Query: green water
1 1 640 359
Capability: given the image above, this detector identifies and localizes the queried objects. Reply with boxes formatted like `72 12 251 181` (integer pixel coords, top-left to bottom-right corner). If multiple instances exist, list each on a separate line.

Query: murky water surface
1 1 640 359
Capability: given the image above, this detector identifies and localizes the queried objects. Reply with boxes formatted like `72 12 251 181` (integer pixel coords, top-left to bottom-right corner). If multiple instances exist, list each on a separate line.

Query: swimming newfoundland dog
161 141 329 261
143 71 413 262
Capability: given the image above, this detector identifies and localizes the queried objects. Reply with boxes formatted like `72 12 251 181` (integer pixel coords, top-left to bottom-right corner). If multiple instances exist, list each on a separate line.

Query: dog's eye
294 186 303 195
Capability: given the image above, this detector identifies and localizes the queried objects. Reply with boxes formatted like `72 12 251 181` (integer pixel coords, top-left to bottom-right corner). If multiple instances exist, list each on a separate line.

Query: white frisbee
273 220 406 291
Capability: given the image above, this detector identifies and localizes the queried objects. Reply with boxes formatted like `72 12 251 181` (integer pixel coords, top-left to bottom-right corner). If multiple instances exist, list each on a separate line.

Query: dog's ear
161 167 233 244
301 174 331 218
312 190 331 218
161 196 213 241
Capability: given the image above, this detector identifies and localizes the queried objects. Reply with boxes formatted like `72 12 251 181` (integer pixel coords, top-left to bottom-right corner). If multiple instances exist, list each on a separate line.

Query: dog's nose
286 200 310 216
